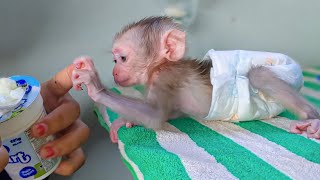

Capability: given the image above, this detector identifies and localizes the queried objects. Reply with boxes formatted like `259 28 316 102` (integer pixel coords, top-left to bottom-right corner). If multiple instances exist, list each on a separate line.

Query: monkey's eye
113 59 117 63
121 56 127 62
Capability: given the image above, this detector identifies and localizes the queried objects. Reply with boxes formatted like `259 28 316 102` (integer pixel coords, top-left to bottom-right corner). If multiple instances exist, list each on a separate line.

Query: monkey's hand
290 119 320 139
72 56 105 102
110 117 134 143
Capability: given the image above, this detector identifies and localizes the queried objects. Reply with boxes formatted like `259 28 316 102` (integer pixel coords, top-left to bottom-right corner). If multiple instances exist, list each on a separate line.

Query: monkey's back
152 59 214 118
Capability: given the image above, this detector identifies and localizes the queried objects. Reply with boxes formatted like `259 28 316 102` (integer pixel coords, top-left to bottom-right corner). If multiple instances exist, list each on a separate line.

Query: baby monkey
72 16 320 143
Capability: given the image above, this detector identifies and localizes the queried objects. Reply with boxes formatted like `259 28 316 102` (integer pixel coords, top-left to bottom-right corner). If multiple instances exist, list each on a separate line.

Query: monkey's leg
110 117 134 143
248 66 320 139
169 111 184 119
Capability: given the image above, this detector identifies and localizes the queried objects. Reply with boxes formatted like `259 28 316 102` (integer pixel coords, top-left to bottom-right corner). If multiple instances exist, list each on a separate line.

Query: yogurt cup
0 75 61 180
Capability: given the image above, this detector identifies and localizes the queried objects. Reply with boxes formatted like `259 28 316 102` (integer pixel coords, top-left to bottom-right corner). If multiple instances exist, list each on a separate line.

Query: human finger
31 94 80 137
54 148 86 176
39 119 89 159
41 63 75 99
0 145 9 172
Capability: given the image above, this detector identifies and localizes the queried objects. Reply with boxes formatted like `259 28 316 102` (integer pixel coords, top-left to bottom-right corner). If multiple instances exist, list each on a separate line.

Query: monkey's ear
162 29 186 61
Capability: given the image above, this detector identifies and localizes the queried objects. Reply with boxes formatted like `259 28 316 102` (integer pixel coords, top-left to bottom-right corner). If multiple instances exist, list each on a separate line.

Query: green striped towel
94 67 320 180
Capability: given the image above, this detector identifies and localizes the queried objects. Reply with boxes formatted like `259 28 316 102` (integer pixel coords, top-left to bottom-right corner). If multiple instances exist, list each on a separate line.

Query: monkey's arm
94 89 170 128
72 57 172 129
248 66 320 139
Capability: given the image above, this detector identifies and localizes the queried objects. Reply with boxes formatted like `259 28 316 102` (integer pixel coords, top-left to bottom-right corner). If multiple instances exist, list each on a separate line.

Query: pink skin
112 48 136 87
110 118 134 143
112 42 148 86
290 119 320 139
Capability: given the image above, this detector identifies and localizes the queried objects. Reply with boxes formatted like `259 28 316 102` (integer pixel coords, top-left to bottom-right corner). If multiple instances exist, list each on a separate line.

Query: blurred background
0 0 319 179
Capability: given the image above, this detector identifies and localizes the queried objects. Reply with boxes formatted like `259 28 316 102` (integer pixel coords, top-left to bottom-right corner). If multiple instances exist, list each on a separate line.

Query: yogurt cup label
3 110 61 180
0 75 61 180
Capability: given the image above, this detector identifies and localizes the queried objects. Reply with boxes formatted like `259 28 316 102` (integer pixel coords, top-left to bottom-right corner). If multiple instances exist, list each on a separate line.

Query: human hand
31 64 90 176
0 137 9 172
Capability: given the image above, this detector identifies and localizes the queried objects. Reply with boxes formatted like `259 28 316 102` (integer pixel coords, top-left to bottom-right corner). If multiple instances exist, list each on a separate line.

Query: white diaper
204 49 303 121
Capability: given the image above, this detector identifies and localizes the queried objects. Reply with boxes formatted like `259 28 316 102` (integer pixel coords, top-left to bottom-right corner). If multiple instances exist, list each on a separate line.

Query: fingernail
44 146 55 159
34 123 47 137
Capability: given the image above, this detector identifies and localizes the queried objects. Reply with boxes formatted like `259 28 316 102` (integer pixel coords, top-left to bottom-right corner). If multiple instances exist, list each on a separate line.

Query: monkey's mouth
115 78 131 87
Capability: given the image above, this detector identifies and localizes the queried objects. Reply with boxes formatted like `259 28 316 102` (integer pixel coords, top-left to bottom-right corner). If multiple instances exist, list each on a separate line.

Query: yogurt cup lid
0 75 40 123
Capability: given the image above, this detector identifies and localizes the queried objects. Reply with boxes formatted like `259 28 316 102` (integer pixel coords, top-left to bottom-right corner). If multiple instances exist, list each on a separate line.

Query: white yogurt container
0 75 61 180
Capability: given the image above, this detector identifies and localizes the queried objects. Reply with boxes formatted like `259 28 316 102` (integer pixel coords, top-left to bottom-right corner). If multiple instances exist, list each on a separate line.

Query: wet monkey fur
71 16 320 143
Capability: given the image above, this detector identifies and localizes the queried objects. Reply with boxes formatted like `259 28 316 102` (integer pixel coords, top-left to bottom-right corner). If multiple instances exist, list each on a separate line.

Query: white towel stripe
262 118 320 144
303 68 320 75
156 123 237 180
118 140 144 180
301 87 320 99
200 121 320 180
101 86 320 180
304 77 320 85
95 102 144 179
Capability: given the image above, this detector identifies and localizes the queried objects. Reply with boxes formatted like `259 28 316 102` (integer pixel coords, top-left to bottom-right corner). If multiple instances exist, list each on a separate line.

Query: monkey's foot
110 118 134 143
290 119 320 139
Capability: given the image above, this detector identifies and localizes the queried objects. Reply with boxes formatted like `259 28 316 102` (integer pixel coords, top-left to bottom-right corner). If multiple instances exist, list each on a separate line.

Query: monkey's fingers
72 69 105 98
110 118 127 143
306 119 320 139
110 130 119 143
71 73 83 91
307 130 320 139
71 69 91 90
289 120 312 134
126 122 134 128
73 56 95 70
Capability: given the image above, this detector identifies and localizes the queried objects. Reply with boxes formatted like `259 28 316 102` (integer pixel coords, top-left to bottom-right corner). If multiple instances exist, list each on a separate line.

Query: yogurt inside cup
0 75 61 180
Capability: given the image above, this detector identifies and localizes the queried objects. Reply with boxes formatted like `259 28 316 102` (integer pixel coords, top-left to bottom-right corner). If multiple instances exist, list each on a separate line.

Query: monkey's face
112 44 148 87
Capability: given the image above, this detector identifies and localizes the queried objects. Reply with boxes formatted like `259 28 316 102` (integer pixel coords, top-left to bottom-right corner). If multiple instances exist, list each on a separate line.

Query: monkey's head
111 16 186 87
